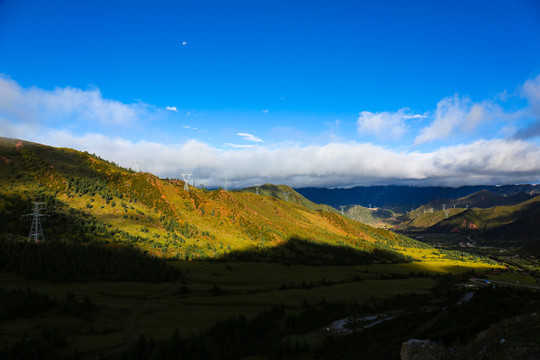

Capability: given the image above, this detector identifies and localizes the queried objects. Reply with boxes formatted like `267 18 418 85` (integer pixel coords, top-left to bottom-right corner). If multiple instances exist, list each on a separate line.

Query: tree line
0 236 182 282
0 287 96 319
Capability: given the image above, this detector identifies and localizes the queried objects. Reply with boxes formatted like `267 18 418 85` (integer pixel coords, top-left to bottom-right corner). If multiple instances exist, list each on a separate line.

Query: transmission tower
442 204 446 211
181 173 192 191
283 191 289 201
339 205 346 216
132 161 143 173
224 179 229 192
26 202 47 243
254 184 260 195
445 210 449 219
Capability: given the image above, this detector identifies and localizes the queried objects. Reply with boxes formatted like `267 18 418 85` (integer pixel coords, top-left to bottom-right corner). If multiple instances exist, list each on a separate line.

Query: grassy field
486 271 537 285
0 257 499 358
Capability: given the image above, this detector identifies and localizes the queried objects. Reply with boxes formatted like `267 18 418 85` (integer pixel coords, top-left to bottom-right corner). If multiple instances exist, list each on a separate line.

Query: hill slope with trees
0 137 447 265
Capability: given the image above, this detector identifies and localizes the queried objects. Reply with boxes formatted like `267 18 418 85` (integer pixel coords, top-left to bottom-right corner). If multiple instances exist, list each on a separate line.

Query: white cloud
224 143 255 148
415 95 469 144
166 106 178 112
522 75 540 108
402 114 428 119
513 75 540 139
262 109 269 113
182 41 187 46
414 95 498 144
429 139 540 183
357 109 417 138
183 125 198 130
0 74 146 127
237 132 264 143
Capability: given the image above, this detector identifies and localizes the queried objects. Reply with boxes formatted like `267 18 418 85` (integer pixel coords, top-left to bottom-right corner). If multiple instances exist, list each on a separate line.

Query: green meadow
0 258 497 358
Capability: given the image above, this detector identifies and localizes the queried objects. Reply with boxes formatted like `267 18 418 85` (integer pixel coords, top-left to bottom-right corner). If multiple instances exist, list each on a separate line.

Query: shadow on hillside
215 236 411 266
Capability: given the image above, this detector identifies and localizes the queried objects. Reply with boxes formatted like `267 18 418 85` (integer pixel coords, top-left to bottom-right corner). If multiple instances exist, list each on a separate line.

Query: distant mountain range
296 184 540 211
388 190 540 255
296 183 540 255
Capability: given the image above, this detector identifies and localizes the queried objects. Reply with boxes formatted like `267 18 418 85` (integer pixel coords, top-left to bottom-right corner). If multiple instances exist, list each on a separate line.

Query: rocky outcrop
400 339 450 360
401 313 540 359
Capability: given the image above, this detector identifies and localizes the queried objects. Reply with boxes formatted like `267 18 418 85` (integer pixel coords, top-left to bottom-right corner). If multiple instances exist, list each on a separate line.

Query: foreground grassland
0 258 499 358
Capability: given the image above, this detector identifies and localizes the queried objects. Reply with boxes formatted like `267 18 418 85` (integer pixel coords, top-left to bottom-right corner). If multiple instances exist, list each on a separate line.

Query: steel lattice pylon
27 202 46 243
181 173 192 191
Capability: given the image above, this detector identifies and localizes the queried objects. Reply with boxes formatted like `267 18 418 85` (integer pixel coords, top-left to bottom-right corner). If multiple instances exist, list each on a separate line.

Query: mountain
416 190 535 212
342 205 400 228
483 204 540 254
0 137 432 264
233 183 334 212
395 189 536 231
421 194 540 235
392 189 540 254
295 184 540 212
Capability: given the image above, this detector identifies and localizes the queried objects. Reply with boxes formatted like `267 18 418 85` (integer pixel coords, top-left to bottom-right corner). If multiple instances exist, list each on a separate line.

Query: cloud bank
2 74 540 188
8 130 540 188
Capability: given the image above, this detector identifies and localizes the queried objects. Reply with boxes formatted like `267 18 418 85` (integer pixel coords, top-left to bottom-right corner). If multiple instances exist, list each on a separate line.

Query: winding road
470 278 540 290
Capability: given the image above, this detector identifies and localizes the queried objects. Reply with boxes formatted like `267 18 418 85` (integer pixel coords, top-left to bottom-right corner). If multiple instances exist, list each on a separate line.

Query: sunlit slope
0 138 496 268
398 208 466 230
344 205 400 228
235 183 335 212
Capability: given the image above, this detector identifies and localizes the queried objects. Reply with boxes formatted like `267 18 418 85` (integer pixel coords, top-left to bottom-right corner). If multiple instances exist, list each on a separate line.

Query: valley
0 138 538 359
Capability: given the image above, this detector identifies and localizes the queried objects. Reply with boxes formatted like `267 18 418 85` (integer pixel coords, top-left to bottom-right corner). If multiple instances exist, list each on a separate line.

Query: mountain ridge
296 184 540 211
0 137 436 265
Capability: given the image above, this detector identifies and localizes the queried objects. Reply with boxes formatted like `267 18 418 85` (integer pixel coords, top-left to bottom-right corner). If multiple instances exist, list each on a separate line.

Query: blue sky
1 0 540 187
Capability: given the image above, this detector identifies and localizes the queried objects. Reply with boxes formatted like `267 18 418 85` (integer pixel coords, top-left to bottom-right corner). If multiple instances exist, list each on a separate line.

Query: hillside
342 205 400 228
234 183 335 212
425 195 540 235
414 190 535 213
0 137 447 265
396 188 540 231
397 207 466 231
392 190 540 255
